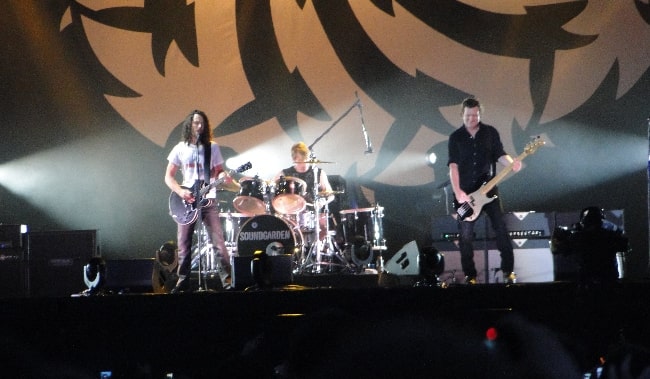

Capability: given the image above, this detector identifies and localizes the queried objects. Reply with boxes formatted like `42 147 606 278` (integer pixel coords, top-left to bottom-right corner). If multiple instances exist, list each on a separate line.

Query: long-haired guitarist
447 98 522 284
164 110 232 292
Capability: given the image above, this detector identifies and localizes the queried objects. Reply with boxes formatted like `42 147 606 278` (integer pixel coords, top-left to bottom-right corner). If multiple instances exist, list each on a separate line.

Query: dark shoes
169 278 189 294
464 272 516 285
221 275 232 291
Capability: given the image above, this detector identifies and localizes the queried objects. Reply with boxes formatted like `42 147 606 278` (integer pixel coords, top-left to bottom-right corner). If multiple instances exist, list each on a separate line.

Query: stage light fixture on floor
152 241 179 293
83 257 106 295
417 245 445 287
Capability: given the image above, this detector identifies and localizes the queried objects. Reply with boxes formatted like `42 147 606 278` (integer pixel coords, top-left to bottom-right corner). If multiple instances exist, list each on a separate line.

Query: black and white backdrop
1 1 649 278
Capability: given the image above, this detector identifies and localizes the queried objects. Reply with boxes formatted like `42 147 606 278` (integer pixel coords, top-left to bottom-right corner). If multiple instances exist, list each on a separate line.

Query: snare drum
233 177 267 215
339 206 386 251
237 214 303 258
273 176 307 214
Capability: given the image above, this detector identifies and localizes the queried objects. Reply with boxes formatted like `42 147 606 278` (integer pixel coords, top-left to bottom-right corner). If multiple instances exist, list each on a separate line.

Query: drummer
274 142 335 229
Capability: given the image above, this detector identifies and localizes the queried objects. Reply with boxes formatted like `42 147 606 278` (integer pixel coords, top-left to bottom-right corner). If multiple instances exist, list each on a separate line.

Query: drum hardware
296 162 351 275
339 204 387 272
219 211 251 256
190 224 219 274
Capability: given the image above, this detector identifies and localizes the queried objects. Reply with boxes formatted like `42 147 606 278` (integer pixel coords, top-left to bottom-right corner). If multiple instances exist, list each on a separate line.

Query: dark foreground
2 275 650 378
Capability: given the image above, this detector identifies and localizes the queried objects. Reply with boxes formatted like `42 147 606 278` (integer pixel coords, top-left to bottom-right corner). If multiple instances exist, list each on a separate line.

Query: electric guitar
454 137 545 222
169 162 252 225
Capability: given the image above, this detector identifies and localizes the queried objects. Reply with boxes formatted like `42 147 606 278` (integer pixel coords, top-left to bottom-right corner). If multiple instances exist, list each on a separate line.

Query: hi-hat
317 190 345 197
217 181 241 192
294 159 335 164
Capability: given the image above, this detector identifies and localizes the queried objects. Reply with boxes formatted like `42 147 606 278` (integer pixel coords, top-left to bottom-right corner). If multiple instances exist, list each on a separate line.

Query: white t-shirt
167 141 224 199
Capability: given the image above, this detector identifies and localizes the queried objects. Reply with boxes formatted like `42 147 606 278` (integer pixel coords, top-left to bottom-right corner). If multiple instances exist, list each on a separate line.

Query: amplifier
555 209 624 230
434 243 553 284
431 212 555 242
0 224 26 249
0 249 26 297
27 230 98 297
232 254 292 290
499 212 554 239
104 258 154 293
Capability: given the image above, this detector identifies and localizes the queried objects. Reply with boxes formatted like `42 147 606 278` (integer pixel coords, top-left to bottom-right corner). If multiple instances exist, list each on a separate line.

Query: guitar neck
479 150 530 195
197 167 241 197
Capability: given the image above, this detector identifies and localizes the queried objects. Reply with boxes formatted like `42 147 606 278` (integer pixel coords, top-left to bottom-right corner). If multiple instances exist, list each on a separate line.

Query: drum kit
190 158 387 276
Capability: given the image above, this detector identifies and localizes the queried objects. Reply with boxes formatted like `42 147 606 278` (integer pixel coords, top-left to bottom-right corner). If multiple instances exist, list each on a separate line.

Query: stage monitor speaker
27 230 97 297
104 258 155 293
232 255 292 290
384 240 420 275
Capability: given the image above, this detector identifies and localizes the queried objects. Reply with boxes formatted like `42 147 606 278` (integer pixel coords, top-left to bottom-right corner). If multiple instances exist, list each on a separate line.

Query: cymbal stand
297 163 323 273
298 163 349 274
319 201 349 272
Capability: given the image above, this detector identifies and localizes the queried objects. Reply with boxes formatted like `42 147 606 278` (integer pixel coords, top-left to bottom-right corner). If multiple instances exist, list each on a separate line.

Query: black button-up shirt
447 122 506 194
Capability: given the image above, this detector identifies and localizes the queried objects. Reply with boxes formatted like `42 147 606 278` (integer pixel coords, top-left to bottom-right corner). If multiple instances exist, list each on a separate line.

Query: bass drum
237 215 303 258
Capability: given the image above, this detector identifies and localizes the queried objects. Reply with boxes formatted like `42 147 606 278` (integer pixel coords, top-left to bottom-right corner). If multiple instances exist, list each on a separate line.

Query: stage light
418 245 445 286
152 241 179 293
426 152 437 166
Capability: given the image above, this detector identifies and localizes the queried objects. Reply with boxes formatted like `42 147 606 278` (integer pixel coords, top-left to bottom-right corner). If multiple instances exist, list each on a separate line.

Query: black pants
457 199 514 278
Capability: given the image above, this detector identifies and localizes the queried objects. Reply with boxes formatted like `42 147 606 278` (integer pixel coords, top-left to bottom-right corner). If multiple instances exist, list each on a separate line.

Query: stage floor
2 275 650 378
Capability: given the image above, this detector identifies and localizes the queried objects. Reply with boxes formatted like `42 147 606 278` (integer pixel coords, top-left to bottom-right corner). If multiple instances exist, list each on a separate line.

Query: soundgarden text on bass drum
455 137 545 222
169 162 252 225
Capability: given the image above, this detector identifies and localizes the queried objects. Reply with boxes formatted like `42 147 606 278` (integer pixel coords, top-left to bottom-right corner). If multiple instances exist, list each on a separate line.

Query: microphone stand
297 96 365 274
308 99 360 151
194 141 207 292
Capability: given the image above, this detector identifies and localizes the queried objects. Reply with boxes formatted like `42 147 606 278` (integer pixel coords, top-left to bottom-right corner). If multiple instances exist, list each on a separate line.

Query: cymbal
317 190 345 197
294 159 335 164
217 181 241 192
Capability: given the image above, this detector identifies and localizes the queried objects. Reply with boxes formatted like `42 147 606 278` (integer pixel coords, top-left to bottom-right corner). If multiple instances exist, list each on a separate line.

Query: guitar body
453 137 545 222
454 186 497 222
168 162 252 225
169 182 209 225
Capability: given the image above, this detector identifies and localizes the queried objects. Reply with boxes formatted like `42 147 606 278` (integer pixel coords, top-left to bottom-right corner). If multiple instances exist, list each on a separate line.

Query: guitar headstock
235 162 252 173
523 136 546 155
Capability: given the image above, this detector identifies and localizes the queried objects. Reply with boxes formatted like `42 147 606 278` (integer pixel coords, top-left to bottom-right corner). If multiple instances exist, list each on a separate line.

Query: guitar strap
202 141 213 207
203 141 211 184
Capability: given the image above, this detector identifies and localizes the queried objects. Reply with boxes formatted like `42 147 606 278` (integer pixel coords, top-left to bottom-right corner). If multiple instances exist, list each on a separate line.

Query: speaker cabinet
0 249 26 298
232 255 292 290
104 259 155 293
434 239 553 284
27 230 97 297
0 224 24 249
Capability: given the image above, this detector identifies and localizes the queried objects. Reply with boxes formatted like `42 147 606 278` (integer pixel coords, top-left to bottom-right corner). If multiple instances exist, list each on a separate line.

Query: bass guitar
169 162 252 225
455 137 545 222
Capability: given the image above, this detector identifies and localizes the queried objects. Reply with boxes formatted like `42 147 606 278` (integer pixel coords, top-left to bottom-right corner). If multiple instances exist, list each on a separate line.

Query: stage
2 274 650 378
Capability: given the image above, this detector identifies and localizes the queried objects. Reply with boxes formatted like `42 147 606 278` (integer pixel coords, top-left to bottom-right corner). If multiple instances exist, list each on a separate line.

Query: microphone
355 92 373 154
